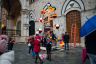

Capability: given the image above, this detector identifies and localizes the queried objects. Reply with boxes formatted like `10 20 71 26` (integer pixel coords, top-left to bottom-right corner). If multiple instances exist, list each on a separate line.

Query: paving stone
13 43 89 64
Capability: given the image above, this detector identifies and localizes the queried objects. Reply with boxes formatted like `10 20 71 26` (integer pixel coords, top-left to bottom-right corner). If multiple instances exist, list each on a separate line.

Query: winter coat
64 34 69 43
34 36 41 53
46 41 52 51
0 39 7 53
52 33 56 40
0 51 14 64
85 30 96 55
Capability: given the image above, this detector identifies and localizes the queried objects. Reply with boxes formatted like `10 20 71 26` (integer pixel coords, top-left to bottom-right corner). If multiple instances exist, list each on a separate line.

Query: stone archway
66 10 81 43
29 20 35 36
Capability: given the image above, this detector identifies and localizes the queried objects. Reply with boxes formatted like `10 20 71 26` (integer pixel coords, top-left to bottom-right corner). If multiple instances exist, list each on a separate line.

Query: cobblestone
13 43 89 64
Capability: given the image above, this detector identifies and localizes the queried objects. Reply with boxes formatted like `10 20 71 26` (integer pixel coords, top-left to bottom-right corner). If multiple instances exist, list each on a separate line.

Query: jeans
87 53 96 64
64 43 69 50
28 45 34 54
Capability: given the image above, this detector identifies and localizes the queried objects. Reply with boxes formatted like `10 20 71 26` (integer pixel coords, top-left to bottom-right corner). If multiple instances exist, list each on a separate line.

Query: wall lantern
39 28 42 33
55 24 60 29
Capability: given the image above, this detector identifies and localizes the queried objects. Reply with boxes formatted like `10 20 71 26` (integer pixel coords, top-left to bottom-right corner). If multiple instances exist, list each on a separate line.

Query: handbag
28 43 31 46
40 47 46 50
39 54 47 61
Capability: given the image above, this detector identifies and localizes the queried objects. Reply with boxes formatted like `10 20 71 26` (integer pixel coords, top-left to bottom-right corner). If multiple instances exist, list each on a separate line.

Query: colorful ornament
51 14 57 18
41 9 46 14
39 18 43 22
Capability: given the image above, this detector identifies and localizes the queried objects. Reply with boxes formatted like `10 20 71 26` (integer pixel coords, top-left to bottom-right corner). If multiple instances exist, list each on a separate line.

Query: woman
34 33 43 64
0 34 14 64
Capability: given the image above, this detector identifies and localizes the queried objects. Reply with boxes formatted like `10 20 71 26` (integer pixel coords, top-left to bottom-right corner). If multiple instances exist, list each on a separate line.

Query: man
46 38 52 61
64 32 70 50
85 30 96 64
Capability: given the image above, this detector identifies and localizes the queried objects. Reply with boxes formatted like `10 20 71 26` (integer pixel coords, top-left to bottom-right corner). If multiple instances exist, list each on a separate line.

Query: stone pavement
13 43 90 64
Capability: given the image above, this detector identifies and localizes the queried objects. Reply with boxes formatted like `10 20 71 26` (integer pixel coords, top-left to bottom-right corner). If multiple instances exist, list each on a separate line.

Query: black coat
85 30 96 55
64 34 69 43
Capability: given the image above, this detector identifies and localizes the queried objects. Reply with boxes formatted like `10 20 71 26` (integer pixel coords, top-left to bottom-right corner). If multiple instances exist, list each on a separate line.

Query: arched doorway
29 20 35 36
66 10 81 43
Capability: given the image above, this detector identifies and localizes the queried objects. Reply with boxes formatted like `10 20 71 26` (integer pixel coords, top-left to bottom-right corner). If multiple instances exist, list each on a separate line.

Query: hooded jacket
85 30 96 54
0 51 14 64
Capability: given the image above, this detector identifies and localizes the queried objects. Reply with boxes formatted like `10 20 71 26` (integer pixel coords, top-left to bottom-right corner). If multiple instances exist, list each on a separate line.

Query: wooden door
66 10 81 43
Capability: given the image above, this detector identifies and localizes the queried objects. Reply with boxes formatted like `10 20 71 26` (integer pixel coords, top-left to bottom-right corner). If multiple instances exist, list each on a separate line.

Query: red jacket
34 36 41 53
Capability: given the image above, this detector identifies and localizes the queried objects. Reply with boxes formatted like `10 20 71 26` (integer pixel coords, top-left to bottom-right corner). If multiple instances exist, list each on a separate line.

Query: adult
46 38 52 61
8 37 15 50
0 33 14 64
85 30 96 64
64 32 70 50
27 36 34 54
50 31 56 41
50 31 56 47
34 32 43 64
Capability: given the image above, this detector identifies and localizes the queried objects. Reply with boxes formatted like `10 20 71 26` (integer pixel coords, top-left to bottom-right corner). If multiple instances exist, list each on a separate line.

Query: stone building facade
19 0 96 46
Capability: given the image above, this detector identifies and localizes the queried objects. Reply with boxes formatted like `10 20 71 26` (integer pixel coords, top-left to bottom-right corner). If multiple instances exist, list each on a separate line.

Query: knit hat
0 39 7 54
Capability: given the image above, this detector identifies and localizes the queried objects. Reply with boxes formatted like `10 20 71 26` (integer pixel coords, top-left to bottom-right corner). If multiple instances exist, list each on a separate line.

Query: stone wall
19 0 96 43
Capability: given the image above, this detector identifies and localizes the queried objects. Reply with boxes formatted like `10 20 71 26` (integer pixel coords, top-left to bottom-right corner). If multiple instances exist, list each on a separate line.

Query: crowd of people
1 29 96 64
26 31 70 64
27 31 53 64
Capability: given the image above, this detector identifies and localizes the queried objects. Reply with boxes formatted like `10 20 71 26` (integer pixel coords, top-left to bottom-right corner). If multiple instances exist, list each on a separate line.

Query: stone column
21 9 29 42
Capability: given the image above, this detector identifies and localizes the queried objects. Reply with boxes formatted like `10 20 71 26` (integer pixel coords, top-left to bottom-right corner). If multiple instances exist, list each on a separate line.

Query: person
50 31 57 48
50 31 56 41
34 32 43 64
0 33 14 64
46 38 52 61
8 37 15 50
64 32 70 50
41 36 44 47
43 34 47 47
85 30 96 64
62 33 64 41
27 36 34 54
